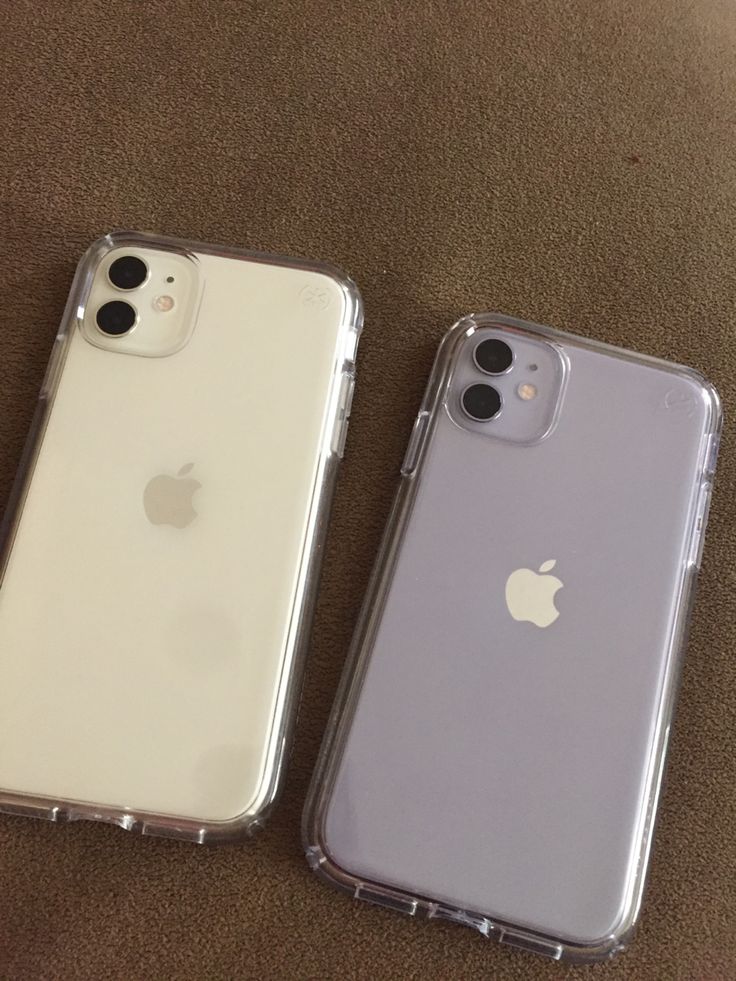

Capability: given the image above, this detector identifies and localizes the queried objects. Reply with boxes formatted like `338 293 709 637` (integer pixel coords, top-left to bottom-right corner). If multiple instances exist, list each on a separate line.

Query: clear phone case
303 312 721 962
0 231 362 842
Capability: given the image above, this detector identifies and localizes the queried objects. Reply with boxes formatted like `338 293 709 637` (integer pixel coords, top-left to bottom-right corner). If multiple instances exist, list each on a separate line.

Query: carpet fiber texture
0 2 734 978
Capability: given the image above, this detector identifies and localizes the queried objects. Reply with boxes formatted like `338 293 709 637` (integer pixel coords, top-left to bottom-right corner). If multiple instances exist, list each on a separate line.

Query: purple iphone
303 312 721 962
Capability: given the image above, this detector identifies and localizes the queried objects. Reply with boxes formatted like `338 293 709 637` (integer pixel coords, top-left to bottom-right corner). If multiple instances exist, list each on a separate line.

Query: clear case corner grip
427 903 494 938
305 844 326 870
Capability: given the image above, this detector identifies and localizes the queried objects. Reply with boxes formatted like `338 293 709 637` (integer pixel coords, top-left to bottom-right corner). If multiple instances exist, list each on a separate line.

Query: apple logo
143 463 201 529
505 559 563 628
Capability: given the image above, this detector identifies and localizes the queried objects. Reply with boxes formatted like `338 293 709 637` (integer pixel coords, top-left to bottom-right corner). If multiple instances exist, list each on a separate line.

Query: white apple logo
143 463 201 529
505 559 563 628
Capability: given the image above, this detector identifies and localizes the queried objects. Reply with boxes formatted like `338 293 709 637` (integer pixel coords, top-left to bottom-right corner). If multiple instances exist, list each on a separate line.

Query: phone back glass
305 313 720 960
0 231 361 840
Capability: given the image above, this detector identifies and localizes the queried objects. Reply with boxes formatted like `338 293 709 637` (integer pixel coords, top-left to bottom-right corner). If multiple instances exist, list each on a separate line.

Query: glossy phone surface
0 231 362 841
304 313 720 961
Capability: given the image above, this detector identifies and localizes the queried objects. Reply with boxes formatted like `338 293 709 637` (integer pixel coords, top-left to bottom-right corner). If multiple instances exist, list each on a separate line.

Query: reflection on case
0 231 362 842
303 312 721 962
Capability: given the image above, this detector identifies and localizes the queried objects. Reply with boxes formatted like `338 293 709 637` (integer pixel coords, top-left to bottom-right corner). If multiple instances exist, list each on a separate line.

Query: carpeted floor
0 2 734 978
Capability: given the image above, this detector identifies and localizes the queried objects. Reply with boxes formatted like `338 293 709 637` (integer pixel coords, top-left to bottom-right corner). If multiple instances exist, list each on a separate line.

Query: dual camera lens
96 255 148 336
462 338 513 421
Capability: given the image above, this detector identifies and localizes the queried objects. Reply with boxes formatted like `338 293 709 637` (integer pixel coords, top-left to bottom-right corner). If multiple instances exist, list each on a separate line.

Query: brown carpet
1 1 734 978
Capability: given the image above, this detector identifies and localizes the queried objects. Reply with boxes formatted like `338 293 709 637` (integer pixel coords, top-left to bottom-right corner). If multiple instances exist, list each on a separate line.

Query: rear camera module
96 300 137 336
474 338 513 375
461 383 502 421
108 255 148 291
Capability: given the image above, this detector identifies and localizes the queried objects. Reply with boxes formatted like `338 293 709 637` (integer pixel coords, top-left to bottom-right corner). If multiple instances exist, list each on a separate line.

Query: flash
517 382 537 401
153 295 175 312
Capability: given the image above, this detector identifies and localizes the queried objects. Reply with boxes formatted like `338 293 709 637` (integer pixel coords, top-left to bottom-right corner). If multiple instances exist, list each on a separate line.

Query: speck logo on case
300 283 331 310
663 387 699 419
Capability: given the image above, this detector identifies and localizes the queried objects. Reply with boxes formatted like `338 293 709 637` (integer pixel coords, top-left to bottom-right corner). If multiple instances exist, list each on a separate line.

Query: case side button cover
704 432 720 477
331 370 356 458
689 480 713 570
354 883 419 916
342 320 362 367
401 411 429 476
498 929 564 960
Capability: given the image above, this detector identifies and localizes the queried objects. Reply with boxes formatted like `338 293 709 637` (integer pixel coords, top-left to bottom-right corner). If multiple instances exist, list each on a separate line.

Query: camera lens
462 383 502 421
474 338 513 375
108 255 148 291
96 300 137 336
